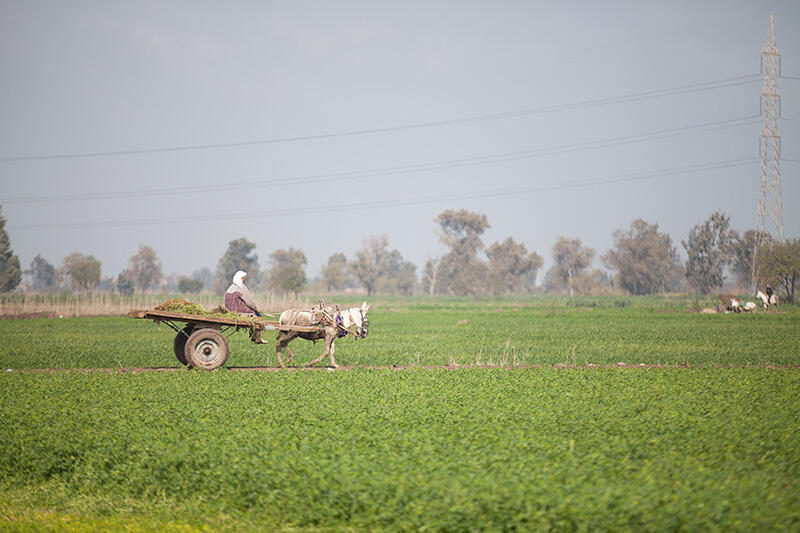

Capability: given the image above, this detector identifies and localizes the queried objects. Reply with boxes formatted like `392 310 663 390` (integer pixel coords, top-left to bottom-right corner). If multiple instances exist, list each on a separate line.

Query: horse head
756 291 769 308
354 301 370 338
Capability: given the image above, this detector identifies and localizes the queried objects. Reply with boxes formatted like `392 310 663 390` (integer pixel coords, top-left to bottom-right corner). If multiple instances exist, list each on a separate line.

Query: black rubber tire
184 328 229 370
173 326 194 366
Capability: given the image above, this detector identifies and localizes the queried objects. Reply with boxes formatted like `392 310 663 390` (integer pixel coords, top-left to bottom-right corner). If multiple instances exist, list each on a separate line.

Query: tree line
1 206 798 301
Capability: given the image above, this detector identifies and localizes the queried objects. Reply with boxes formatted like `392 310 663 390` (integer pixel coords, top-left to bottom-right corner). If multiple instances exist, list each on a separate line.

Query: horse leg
284 346 295 365
307 345 329 367
275 340 285 368
276 333 290 368
329 338 337 368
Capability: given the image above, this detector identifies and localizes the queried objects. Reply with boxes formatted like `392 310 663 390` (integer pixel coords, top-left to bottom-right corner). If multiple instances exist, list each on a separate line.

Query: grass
0 295 798 531
1 369 799 531
0 296 797 369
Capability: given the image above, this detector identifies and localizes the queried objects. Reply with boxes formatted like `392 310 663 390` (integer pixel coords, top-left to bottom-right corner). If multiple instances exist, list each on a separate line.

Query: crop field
1 296 799 531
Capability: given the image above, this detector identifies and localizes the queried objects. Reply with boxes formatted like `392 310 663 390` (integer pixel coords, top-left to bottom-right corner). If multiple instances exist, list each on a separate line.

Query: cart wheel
184 328 229 370
173 326 194 366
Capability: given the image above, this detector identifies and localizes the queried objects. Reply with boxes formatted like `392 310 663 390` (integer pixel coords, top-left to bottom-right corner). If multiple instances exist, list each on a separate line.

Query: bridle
331 307 369 339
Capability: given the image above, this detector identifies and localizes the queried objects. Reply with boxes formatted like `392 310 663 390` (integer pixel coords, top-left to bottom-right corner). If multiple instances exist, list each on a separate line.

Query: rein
321 307 361 338
290 299 367 338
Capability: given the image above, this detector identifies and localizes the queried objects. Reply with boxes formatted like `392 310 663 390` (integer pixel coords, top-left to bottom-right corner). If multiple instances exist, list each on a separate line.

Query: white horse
757 291 769 308
276 302 370 368
756 291 780 309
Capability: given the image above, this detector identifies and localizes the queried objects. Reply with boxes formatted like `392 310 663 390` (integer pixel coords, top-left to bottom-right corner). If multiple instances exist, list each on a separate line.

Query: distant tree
421 257 442 296
27 254 57 292
393 260 417 295
0 206 21 292
729 229 772 289
434 209 490 295
436 209 490 260
449 260 492 297
128 245 163 293
602 219 683 295
214 238 261 292
486 237 543 294
757 238 800 303
321 253 349 292
192 267 212 291
549 237 594 297
62 252 101 291
349 235 391 296
178 276 204 294
682 211 734 294
376 249 417 295
349 235 416 295
116 269 135 296
267 248 307 296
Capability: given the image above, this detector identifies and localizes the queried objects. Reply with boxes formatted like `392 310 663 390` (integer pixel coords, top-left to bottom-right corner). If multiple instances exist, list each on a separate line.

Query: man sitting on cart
225 271 262 316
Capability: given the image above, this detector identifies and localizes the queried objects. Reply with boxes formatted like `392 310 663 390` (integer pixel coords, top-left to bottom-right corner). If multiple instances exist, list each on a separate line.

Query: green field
1 297 799 531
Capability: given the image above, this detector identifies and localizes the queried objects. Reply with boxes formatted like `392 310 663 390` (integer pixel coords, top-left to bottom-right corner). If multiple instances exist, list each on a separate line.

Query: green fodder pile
154 299 255 322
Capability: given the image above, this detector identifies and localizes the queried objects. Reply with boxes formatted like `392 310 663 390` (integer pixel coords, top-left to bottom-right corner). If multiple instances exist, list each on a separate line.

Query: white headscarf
232 271 247 288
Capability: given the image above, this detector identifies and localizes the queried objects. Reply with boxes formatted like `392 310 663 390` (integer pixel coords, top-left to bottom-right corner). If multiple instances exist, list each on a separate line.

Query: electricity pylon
752 13 784 291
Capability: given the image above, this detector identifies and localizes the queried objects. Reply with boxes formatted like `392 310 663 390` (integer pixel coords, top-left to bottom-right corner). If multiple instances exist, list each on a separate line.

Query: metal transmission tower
753 13 784 289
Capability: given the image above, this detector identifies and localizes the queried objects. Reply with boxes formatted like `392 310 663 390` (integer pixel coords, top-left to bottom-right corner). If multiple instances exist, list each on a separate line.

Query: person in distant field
225 271 261 316
765 284 774 302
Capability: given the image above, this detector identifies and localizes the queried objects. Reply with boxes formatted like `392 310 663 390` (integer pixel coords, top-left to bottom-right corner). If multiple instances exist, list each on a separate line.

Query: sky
1 0 799 283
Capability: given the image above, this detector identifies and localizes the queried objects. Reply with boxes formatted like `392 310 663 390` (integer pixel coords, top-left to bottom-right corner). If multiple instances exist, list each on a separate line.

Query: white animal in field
757 291 769 308
756 291 780 309
742 301 757 312
276 302 370 368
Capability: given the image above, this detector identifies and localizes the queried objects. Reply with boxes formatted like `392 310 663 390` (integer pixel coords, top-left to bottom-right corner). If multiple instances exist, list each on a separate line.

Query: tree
349 235 392 296
729 229 772 289
349 235 416 295
0 206 21 292
757 238 800 303
321 253 349 292
214 238 261 292
128 245 163 293
376 249 417 295
267 248 307 296
62 252 101 291
192 267 212 290
27 254 57 292
434 209 490 295
421 257 442 296
486 237 543 294
549 237 594 297
116 268 135 296
178 276 204 294
436 209 490 260
449 260 492 297
602 219 683 295
682 211 734 293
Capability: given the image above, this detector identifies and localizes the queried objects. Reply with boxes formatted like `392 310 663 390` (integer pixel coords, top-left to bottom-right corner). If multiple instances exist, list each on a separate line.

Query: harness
287 299 367 339
320 305 364 339
335 312 348 338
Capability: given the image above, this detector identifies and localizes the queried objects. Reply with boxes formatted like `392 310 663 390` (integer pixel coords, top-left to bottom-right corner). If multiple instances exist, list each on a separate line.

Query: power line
7 158 757 231
0 115 759 205
0 74 760 163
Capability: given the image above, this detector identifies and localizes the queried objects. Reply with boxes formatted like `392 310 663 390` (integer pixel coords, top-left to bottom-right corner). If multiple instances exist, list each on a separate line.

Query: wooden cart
128 309 323 370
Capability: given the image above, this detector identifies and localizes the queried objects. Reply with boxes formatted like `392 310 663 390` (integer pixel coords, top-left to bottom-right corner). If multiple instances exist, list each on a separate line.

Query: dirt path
11 363 799 374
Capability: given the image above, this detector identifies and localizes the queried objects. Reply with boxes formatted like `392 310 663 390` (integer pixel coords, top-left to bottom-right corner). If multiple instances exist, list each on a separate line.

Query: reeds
0 292 311 318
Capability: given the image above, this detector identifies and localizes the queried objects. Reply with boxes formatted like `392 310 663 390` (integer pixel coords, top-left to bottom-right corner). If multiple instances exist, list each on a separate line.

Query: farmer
224 271 261 316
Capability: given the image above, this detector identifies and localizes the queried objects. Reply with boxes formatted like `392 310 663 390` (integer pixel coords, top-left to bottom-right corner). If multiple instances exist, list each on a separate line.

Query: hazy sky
1 1 798 282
